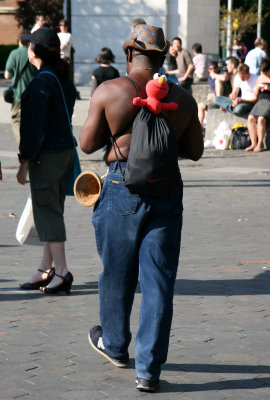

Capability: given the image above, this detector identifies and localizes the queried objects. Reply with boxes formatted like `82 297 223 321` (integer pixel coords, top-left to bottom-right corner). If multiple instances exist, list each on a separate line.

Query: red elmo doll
133 74 178 115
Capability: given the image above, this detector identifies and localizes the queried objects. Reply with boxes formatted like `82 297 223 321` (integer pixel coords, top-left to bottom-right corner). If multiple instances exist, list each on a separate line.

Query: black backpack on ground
230 126 251 150
111 76 181 197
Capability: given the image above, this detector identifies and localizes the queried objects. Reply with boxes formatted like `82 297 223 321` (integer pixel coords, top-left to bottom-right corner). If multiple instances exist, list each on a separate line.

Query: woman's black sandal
42 271 73 295
20 267 55 290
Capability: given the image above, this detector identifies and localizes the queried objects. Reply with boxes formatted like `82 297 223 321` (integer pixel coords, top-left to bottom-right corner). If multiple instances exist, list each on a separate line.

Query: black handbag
3 60 29 104
3 87 14 104
230 126 251 150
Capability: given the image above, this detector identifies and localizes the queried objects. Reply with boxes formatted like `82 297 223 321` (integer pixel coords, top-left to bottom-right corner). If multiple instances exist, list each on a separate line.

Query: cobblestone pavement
0 84 270 399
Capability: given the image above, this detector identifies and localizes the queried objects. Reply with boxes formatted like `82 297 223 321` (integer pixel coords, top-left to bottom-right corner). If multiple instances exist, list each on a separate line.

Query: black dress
92 65 120 86
250 86 270 121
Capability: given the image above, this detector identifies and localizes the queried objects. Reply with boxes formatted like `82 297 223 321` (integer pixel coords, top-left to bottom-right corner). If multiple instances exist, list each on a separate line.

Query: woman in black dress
90 47 120 97
247 58 270 152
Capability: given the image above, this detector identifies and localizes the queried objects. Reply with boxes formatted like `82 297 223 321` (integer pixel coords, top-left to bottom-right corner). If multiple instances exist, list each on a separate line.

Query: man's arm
210 71 228 83
178 63 194 82
177 102 204 161
229 86 240 100
79 87 109 154
4 70 12 79
4 51 14 80
166 68 179 75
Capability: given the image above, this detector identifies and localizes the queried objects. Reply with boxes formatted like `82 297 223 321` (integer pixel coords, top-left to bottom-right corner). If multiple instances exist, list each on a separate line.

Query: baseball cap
21 27 60 50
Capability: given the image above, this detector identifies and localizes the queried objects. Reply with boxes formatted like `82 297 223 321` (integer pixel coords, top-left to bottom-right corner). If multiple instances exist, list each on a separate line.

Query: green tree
15 0 64 31
220 0 270 51
220 5 259 40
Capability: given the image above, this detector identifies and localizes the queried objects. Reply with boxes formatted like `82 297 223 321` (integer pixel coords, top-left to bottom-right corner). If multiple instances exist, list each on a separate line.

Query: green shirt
5 45 36 102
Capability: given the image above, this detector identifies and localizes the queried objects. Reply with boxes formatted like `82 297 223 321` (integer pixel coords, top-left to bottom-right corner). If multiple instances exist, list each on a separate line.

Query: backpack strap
124 76 142 99
12 60 29 89
107 76 143 178
39 71 75 147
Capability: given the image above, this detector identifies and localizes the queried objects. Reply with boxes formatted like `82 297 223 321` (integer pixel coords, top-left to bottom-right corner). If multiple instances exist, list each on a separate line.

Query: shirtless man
80 24 203 393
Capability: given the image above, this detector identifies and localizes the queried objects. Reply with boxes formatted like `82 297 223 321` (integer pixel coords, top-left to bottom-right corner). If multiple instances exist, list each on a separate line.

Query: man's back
81 72 202 162
245 47 266 75
5 46 36 102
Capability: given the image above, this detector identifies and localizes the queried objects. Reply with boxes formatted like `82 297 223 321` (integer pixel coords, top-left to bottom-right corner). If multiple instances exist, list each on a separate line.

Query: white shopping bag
16 195 41 245
212 121 231 150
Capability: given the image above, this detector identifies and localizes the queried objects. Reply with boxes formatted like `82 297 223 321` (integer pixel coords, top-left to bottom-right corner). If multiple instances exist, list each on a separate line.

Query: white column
257 0 262 38
226 0 232 57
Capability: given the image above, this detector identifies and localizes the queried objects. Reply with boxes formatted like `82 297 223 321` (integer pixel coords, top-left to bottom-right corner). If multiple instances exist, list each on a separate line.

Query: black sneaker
136 377 159 392
88 325 129 367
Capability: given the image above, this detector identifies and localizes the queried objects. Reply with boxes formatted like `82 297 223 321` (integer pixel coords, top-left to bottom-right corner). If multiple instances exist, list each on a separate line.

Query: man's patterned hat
123 24 170 55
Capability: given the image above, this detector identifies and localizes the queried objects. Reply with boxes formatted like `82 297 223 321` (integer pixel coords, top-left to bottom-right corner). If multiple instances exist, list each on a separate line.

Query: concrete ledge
205 109 247 140
191 82 211 104
205 108 270 149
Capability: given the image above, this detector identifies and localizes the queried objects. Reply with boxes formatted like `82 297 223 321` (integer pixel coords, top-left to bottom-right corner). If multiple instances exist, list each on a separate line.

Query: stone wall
0 0 20 44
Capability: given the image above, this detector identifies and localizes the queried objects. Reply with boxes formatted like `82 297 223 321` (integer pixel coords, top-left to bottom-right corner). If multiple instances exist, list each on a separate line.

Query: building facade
65 0 220 84
0 0 20 44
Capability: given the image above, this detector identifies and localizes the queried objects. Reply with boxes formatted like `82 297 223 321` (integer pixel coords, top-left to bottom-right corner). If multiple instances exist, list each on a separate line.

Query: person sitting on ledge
246 57 270 152
198 61 231 127
214 63 258 116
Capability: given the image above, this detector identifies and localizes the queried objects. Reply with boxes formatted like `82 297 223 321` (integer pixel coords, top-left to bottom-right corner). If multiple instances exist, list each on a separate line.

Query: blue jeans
92 164 183 380
214 96 253 116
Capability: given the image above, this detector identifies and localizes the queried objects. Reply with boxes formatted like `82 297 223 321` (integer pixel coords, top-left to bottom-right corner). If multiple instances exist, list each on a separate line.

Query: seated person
214 63 258 116
192 42 209 82
246 57 270 152
164 45 179 85
225 56 239 86
198 61 231 126
166 37 194 89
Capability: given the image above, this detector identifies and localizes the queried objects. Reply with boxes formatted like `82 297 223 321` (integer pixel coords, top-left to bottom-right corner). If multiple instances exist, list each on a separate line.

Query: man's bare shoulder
94 76 137 100
167 83 197 110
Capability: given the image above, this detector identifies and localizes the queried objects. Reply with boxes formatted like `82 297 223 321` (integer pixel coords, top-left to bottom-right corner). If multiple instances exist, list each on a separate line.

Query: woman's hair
260 57 270 73
59 19 69 27
96 47 115 64
30 42 70 80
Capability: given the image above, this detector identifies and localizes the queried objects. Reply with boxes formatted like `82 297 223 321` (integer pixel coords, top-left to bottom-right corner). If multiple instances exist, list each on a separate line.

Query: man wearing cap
80 24 203 392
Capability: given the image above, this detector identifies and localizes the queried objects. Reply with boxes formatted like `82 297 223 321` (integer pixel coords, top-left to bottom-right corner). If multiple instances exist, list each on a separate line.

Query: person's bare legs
40 242 68 291
198 103 206 126
215 79 223 97
198 102 205 126
254 116 266 152
245 114 258 151
19 242 53 287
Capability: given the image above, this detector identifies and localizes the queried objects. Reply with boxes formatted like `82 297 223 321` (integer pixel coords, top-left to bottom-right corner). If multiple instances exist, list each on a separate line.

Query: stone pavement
0 82 270 400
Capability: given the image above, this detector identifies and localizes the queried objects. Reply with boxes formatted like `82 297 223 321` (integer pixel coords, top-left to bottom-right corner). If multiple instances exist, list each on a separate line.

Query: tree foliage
220 0 270 51
220 5 260 40
15 0 64 31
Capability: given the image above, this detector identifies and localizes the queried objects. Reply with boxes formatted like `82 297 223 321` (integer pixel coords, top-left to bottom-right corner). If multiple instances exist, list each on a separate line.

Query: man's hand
231 97 242 108
178 76 186 83
17 161 30 185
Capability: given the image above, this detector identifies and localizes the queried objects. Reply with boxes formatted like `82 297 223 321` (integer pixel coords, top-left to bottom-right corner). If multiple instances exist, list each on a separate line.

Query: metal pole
226 0 232 58
257 0 262 38
66 0 71 32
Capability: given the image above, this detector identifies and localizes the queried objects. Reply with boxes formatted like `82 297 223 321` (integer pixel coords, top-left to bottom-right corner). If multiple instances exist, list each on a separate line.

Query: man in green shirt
4 30 36 144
